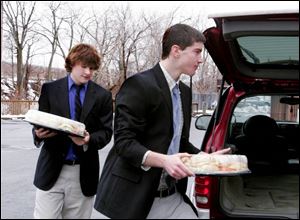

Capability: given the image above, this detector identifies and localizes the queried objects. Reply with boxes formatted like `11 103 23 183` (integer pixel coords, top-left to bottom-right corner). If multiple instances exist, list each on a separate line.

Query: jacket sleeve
88 90 113 150
113 76 150 168
32 83 50 148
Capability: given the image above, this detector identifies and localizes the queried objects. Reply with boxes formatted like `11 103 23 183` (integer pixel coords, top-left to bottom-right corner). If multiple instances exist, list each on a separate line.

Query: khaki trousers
146 192 198 219
33 165 94 219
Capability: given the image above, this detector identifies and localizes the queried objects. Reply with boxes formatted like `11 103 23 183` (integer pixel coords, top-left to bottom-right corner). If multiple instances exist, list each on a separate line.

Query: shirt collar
159 62 178 92
67 74 88 91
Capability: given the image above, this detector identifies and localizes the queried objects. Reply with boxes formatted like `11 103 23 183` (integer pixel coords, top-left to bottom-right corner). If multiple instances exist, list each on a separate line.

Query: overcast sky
3 1 299 68
59 1 298 14
64 1 298 16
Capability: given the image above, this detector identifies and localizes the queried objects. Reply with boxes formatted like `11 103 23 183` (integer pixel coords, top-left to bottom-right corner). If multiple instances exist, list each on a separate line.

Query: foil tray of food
24 109 85 137
182 154 251 176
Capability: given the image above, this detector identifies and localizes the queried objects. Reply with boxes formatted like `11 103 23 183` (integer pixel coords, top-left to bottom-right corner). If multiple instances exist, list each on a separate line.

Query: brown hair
161 24 206 59
65 43 101 72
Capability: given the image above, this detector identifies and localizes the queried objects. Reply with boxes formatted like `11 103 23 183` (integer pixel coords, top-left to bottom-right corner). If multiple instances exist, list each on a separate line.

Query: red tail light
194 176 211 209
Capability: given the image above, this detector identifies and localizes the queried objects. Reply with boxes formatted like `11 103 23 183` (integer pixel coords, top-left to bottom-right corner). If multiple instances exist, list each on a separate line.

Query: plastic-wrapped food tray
182 154 251 176
24 110 85 137
194 169 251 176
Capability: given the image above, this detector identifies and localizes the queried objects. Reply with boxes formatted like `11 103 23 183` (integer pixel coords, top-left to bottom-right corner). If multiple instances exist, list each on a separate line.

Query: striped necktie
75 85 83 121
65 84 83 161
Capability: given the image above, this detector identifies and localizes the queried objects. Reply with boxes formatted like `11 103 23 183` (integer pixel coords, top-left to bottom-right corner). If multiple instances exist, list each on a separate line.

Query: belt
155 187 176 198
63 160 80 165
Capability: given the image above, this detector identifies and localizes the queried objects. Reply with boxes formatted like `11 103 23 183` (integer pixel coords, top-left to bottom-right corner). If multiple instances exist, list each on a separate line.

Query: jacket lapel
152 63 173 116
80 81 96 122
57 77 71 118
179 82 190 130
152 65 191 134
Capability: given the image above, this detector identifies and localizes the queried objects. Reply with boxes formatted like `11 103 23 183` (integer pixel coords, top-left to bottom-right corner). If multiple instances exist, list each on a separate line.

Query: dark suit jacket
33 76 113 196
94 63 200 218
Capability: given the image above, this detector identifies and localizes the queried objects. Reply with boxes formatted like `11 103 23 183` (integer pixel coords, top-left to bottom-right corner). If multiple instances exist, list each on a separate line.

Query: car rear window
237 36 299 65
233 95 299 123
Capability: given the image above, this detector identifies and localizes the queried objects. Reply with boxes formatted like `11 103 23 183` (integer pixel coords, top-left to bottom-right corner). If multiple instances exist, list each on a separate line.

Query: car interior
217 94 299 218
234 114 289 173
227 94 299 175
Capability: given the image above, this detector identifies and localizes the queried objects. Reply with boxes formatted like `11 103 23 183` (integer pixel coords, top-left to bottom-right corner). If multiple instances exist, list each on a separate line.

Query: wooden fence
2 100 198 118
1 99 116 117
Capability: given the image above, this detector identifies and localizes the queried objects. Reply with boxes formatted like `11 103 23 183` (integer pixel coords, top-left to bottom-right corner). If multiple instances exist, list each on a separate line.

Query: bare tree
56 4 82 60
23 35 39 97
114 5 152 84
136 10 179 72
3 34 16 84
188 13 221 94
77 7 118 90
134 13 163 72
2 1 37 99
1 1 221 103
36 2 66 81
78 4 155 93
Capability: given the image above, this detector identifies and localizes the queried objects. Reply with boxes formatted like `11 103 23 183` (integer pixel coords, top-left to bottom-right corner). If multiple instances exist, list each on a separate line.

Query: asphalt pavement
1 118 204 219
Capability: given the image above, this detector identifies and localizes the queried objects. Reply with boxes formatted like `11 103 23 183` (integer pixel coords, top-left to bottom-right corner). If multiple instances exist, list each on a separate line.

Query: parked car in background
191 9 299 219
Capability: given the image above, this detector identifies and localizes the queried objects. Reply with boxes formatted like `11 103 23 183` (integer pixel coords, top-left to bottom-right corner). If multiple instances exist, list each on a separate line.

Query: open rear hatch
203 10 299 92
203 10 299 219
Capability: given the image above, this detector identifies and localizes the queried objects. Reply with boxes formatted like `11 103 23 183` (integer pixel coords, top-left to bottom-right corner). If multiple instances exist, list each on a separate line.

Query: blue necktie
75 85 83 121
158 84 182 189
65 85 82 161
168 84 181 155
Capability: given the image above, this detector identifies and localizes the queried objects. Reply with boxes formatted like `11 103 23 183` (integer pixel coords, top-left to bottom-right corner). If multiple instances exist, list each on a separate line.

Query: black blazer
94 63 200 218
33 76 113 196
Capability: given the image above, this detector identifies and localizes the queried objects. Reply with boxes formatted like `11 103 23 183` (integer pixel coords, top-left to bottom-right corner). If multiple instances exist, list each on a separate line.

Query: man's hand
163 153 195 180
68 130 90 146
211 147 232 155
35 127 57 139
198 147 232 155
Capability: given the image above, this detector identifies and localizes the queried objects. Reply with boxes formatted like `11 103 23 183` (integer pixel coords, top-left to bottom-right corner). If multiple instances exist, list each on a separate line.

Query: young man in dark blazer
32 43 113 218
94 24 229 219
